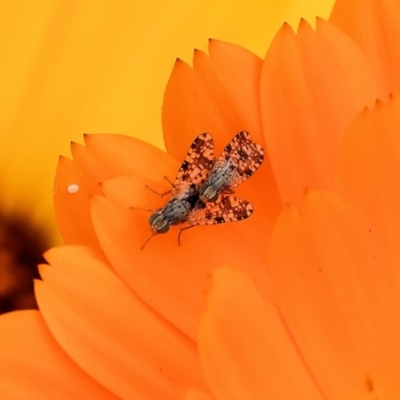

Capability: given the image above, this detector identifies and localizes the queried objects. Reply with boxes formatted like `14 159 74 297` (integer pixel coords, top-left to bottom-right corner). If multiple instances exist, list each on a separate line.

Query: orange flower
1 0 400 398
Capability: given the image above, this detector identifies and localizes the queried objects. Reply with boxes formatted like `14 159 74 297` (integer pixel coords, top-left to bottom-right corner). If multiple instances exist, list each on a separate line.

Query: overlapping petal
54 134 177 246
0 310 117 399
330 0 400 94
198 267 324 400
261 17 387 207
37 245 209 399
162 40 282 260
268 97 400 399
162 41 264 158
195 97 400 399
91 184 269 340
336 95 400 301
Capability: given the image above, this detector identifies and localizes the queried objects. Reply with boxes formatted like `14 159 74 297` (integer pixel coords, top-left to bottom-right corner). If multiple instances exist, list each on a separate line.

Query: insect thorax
200 159 236 202
162 198 193 224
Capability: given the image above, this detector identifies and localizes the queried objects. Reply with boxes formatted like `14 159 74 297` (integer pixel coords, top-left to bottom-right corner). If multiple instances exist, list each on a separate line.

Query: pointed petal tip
280 22 295 34
298 17 312 30
173 58 189 71
58 155 69 162
70 141 79 151
42 248 53 261
37 264 46 277
33 278 43 289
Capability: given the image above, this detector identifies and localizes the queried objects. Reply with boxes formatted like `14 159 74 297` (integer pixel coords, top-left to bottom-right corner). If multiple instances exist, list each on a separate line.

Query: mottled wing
173 133 214 195
228 142 264 188
219 131 252 160
188 195 253 225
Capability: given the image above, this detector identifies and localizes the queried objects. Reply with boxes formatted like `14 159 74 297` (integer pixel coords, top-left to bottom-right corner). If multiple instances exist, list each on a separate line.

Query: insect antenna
141 233 157 250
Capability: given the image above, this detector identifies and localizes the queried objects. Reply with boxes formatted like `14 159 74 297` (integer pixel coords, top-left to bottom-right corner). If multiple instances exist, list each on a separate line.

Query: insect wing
188 195 253 226
227 141 264 188
200 131 264 203
173 133 214 195
219 131 252 160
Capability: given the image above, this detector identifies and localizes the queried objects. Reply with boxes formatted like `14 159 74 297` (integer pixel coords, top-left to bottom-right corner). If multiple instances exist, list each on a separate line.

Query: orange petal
162 40 263 160
99 173 272 259
163 40 282 259
209 41 284 249
330 0 400 94
90 192 271 340
54 134 178 245
230 160 282 266
54 156 102 247
269 191 400 398
77 134 178 180
336 95 400 300
38 245 207 399
100 175 169 210
261 18 386 207
198 267 323 400
0 310 117 399
184 388 215 400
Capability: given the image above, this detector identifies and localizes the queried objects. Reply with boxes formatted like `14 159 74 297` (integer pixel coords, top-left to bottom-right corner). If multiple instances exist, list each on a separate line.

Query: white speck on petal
67 184 80 194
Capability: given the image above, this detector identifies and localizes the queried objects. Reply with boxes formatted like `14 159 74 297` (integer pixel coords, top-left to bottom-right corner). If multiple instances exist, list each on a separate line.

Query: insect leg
144 184 172 197
221 188 235 195
163 176 174 187
177 225 196 246
129 206 153 212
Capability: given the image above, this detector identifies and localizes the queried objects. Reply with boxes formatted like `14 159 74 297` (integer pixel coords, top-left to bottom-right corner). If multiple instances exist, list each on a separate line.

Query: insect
142 133 214 248
199 131 264 203
141 131 262 249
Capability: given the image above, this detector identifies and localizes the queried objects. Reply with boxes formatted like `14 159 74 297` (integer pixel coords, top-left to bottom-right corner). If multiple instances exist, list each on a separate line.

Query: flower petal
163 41 283 257
54 156 102 247
76 134 177 181
330 0 400 94
198 267 324 400
261 18 386 206
162 41 263 160
336 95 400 303
184 387 215 400
0 310 117 399
54 134 178 245
90 191 271 340
269 191 400 398
37 245 208 400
